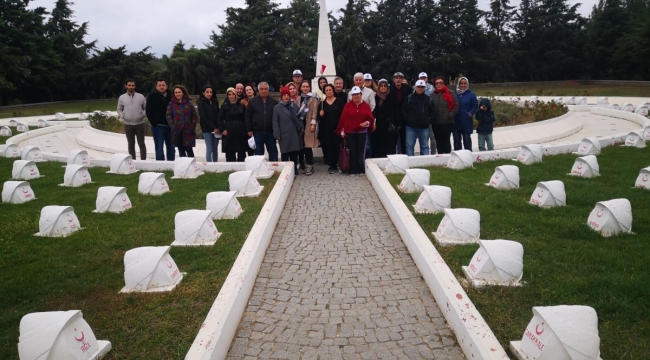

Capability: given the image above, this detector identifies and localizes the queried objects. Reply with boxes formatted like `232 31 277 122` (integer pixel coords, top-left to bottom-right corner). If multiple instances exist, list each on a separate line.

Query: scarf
456 77 469 95
226 87 237 104
376 88 390 107
298 93 312 122
434 86 454 112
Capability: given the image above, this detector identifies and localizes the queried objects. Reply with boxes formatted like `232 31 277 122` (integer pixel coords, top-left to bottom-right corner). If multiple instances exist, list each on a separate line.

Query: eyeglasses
434 81 444 85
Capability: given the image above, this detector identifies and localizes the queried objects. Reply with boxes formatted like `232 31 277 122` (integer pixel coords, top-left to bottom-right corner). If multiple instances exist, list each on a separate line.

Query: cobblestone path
226 165 464 359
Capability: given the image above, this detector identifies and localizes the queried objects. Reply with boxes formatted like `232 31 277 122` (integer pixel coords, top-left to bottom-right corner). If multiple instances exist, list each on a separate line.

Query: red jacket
335 100 374 135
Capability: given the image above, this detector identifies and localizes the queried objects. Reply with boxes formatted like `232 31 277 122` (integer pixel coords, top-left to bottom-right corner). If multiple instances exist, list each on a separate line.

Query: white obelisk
313 0 337 89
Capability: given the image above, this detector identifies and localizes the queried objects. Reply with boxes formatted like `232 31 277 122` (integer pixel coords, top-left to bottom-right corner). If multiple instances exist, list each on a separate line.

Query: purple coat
166 98 198 147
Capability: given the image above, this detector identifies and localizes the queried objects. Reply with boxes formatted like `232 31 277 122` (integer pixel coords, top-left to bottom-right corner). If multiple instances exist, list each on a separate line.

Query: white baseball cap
418 72 428 78
415 80 427 87
349 86 362 94
363 73 372 80
293 70 303 76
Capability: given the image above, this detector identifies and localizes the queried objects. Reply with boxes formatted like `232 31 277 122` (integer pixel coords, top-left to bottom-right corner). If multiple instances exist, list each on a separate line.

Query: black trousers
124 123 147 160
226 151 246 162
347 133 367 174
281 151 300 172
433 123 454 154
398 126 406 154
321 132 340 168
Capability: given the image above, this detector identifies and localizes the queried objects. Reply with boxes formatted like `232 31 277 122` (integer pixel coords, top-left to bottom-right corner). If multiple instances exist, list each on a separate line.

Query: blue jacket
475 98 495 134
454 89 478 133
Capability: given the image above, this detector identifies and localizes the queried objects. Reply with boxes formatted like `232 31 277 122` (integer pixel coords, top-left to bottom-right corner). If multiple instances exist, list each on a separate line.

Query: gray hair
333 77 343 83
353 72 364 80
257 81 269 90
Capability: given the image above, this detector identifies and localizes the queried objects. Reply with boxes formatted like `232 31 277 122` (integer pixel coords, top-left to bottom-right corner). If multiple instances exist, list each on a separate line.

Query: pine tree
331 0 372 84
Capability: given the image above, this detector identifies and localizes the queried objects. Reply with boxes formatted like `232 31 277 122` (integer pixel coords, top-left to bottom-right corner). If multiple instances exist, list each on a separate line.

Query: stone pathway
226 165 464 359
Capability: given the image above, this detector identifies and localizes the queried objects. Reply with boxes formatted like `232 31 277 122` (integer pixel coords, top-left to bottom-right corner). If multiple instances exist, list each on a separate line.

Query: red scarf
434 86 454 112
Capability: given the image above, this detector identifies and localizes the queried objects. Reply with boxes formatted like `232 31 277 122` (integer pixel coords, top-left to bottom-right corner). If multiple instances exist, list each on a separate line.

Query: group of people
116 70 496 175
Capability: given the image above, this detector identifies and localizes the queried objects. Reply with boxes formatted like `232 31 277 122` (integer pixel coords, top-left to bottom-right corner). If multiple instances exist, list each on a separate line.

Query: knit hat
226 87 236 96
280 86 291 96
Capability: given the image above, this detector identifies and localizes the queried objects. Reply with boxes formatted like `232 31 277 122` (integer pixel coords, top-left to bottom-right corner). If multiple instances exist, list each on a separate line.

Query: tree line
1 0 649 106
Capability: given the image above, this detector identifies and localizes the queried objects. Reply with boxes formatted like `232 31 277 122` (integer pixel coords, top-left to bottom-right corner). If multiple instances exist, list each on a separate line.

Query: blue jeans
203 133 219 162
405 126 430 156
152 125 175 161
253 131 278 161
453 128 472 151
478 133 494 151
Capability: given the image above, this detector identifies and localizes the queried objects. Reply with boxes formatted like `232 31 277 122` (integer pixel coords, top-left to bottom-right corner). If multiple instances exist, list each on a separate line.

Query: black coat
197 95 219 133
217 101 248 153
373 94 396 132
402 93 436 129
386 82 412 127
245 96 279 133
475 98 495 134
145 90 172 126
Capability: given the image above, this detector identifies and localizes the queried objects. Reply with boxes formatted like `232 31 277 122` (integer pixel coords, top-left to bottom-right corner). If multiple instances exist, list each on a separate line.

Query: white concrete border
185 164 294 360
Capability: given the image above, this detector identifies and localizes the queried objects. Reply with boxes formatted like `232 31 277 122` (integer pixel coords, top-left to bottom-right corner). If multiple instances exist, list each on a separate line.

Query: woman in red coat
335 86 375 175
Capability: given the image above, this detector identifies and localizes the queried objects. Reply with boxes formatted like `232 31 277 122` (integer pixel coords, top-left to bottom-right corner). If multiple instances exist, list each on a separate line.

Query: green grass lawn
473 82 650 97
0 157 276 359
387 146 650 359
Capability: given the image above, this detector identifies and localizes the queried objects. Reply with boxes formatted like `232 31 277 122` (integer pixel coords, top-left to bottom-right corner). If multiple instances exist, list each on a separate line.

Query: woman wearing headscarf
273 86 303 175
431 76 459 154
296 80 320 176
317 84 346 173
453 77 478 151
197 85 220 162
371 79 397 158
217 87 248 162
335 86 375 176
166 85 198 157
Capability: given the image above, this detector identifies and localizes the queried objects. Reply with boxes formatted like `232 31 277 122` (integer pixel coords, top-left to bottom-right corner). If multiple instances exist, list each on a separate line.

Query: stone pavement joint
226 165 464 359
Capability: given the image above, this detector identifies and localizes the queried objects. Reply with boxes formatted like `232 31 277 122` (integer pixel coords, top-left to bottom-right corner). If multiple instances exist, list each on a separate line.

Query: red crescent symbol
535 323 545 335
522 152 527 156
596 210 604 218
643 175 648 182
441 218 448 227
476 156 482 163
22 188 29 194
582 144 588 149
82 156 86 160
208 221 213 228
161 180 165 185
495 174 500 179
122 195 127 202
82 173 87 178
128 160 132 165
577 164 583 170
537 191 544 198
476 253 483 262
68 214 74 222
29 166 34 171
167 260 173 268
74 329 85 342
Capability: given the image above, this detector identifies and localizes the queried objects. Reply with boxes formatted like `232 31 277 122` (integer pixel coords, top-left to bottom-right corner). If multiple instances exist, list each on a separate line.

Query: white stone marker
61 165 92 187
624 130 646 148
383 154 409 174
79 112 88 120
432 208 481 246
206 191 243 219
413 185 451 214
16 122 28 132
67 149 91 166
635 166 650 190
462 239 524 287
12 160 41 180
35 205 81 237
18 310 111 360
515 144 543 165
573 137 601 156
229 170 264 197
587 198 632 237
510 305 601 360
172 209 220 246
529 96 539 102
172 157 204 179
0 125 11 136
487 165 520 189
121 246 183 293
397 169 430 193
446 150 473 170
569 155 600 178
635 105 649 116
565 96 576 105
529 181 566 208
245 155 274 179
21 146 44 162
2 181 36 204
644 125 650 140
621 103 635 112
9 119 17 126
138 172 170 195
0 144 21 158
552 97 563 104
54 112 66 121
597 97 608 105
577 97 588 105
107 153 138 174
37 119 49 128
94 186 132 213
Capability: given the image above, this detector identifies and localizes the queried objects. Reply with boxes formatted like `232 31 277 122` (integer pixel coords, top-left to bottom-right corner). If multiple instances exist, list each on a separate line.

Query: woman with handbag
317 84 346 174
335 86 375 176
371 79 397 158
272 86 303 176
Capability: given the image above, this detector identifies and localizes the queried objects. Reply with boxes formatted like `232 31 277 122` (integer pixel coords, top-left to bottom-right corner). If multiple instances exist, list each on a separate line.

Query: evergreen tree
485 0 516 81
331 0 371 84
280 0 319 82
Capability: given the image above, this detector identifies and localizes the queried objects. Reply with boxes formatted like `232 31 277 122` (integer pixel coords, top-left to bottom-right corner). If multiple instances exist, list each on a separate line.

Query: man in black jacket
402 80 436 156
387 72 412 154
246 82 279 161
145 79 174 161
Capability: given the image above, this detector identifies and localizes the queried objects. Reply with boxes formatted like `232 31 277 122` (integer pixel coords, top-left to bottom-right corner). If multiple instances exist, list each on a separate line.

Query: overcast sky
29 0 596 57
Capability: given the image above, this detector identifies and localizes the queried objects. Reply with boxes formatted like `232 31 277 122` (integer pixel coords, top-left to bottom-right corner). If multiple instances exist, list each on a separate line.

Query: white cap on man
418 72 428 79
363 73 372 80
293 69 303 76
349 86 362 94
415 80 427 87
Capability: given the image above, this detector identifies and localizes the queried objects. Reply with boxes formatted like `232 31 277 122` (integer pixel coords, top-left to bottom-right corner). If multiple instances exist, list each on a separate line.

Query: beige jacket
296 94 320 148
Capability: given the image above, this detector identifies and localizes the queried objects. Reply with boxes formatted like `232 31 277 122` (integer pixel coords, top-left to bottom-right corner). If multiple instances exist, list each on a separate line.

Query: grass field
387 145 650 359
473 82 650 97
0 155 276 359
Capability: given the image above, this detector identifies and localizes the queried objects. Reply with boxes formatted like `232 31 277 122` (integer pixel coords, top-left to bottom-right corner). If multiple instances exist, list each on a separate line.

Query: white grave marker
552 97 563 104
574 137 601 156
462 239 524 287
229 170 264 197
624 130 646 148
172 210 220 246
635 167 650 190
245 155 274 179
16 122 28 132
432 208 481 246
383 154 409 174
61 165 92 187
510 306 601 360
515 144 543 165
18 310 111 360
206 191 243 219
21 146 44 162
12 160 41 180
107 153 138 174
587 198 632 236
530 181 566 208
67 149 91 166
398 169 430 193
529 96 539 102
138 172 170 195
634 106 649 116
172 157 204 179
597 97 608 105
79 113 88 120
644 126 650 140
37 119 49 128
565 97 576 105
0 126 11 136
487 165 520 189
569 155 600 178
54 112 66 121
9 119 17 126
577 97 588 105
607 103 620 110
447 150 473 170
0 144 21 158
35 205 81 237
121 246 183 293
94 186 132 213
621 103 635 112
413 185 451 214
2 181 36 204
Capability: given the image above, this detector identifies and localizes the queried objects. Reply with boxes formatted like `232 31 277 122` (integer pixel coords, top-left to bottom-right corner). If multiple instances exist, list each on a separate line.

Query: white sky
29 0 596 57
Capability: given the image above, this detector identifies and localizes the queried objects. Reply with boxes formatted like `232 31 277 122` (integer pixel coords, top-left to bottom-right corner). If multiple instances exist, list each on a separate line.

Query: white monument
312 0 337 89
